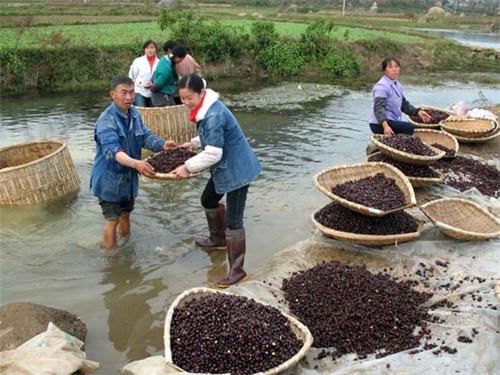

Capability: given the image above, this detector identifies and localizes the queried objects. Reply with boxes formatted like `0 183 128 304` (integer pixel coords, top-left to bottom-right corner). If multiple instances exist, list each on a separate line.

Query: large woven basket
421 198 500 241
313 162 416 216
407 105 453 129
0 140 80 206
440 116 496 138
164 287 313 374
442 121 500 144
311 207 423 246
371 135 445 166
366 152 444 188
137 105 196 144
414 129 459 158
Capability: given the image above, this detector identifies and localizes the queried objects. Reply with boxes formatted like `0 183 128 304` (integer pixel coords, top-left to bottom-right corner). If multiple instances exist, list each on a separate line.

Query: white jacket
128 55 159 98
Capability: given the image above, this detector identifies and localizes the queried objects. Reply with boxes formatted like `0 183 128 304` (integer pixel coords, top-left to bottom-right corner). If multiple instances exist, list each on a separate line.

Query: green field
0 19 422 50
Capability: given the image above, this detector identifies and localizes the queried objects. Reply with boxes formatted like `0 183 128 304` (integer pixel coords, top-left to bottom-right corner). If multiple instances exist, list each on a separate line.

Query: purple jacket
369 75 406 124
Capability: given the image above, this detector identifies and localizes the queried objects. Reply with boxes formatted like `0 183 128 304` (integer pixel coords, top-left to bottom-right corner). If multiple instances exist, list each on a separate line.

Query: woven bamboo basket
143 149 202 181
137 105 196 144
311 207 424 246
414 129 459 158
164 287 313 374
407 105 453 129
0 140 80 206
371 135 446 166
440 116 496 138
421 198 500 241
442 121 500 144
313 162 416 216
366 152 444 188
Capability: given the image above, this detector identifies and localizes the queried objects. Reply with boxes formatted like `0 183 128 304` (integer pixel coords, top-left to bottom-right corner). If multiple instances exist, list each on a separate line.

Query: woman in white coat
128 40 159 107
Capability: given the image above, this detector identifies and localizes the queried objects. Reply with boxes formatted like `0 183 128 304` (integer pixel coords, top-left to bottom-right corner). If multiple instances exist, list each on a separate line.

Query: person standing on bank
172 74 261 288
369 57 432 135
171 45 202 105
150 41 178 107
128 39 159 107
91 76 175 249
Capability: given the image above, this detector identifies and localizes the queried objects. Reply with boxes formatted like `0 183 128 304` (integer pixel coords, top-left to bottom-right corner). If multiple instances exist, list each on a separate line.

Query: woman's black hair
143 39 158 51
172 46 187 59
163 40 178 52
381 57 400 71
179 74 205 94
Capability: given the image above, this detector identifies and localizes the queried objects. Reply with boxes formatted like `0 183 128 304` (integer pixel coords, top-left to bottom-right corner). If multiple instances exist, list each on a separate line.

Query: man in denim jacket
91 76 175 249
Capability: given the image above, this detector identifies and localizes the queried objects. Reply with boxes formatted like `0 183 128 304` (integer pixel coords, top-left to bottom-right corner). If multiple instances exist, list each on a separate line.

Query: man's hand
134 161 156 177
172 165 189 179
164 140 176 150
418 110 432 123
382 121 394 136
150 84 160 93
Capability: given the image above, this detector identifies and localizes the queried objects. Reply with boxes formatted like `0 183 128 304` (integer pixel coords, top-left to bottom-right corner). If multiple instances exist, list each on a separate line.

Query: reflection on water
414 28 500 50
0 82 499 373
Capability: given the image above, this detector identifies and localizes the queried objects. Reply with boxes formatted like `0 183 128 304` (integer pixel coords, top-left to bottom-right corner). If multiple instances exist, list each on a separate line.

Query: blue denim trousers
369 120 415 135
134 93 153 107
201 178 249 230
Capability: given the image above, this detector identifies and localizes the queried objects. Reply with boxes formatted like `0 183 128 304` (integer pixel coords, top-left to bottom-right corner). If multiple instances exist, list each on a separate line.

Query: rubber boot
195 203 227 250
215 228 247 289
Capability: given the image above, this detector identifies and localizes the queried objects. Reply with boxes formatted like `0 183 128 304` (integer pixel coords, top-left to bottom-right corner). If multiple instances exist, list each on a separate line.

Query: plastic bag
448 100 469 116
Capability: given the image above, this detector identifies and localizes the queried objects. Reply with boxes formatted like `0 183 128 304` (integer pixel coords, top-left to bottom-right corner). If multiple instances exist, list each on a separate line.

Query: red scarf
188 93 206 123
147 55 156 71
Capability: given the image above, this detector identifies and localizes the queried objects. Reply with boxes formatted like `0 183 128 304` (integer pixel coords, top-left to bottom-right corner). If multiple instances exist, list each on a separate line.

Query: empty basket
440 116 496 138
442 121 499 144
164 287 313 374
0 140 80 205
421 198 500 241
137 105 196 145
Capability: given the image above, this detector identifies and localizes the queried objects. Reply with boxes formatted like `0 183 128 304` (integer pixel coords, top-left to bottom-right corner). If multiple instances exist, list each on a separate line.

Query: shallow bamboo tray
442 121 500 144
313 162 416 216
311 206 424 246
366 152 444 188
144 149 201 180
0 140 80 205
414 129 459 158
164 287 313 374
407 105 453 129
421 198 500 241
440 116 495 138
137 105 196 145
371 135 446 166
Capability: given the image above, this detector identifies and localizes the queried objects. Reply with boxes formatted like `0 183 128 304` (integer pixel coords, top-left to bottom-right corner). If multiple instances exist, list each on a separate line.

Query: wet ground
0 80 498 373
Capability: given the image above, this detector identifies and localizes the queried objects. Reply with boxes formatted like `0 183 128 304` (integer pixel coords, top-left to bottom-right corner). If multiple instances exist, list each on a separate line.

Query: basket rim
440 117 496 135
0 140 66 174
163 287 314 374
420 198 500 238
311 208 424 244
441 121 500 142
135 104 187 111
371 135 446 163
407 105 453 127
313 162 417 216
366 152 445 185
413 129 459 153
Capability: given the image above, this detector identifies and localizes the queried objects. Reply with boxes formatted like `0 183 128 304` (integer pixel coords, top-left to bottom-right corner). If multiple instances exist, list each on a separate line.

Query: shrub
300 20 336 61
320 48 362 78
250 21 279 51
259 40 305 76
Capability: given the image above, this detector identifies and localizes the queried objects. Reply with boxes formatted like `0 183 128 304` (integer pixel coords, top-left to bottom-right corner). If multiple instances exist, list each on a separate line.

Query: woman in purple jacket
369 57 432 136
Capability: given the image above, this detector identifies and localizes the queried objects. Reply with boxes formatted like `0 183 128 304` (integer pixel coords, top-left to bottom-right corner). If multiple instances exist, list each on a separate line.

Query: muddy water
0 81 498 373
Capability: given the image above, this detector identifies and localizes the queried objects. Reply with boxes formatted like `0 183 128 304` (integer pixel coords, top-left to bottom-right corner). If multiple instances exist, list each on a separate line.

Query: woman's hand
382 121 394 136
179 142 193 149
418 110 432 123
164 140 176 150
134 161 156 177
173 165 189 179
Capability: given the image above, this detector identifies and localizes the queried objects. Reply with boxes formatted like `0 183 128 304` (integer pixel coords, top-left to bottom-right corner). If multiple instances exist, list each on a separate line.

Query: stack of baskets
368 131 455 188
440 116 500 144
312 162 423 246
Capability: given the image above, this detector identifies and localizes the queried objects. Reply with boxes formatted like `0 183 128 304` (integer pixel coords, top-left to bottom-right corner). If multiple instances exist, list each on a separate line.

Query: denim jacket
90 103 165 202
197 100 261 194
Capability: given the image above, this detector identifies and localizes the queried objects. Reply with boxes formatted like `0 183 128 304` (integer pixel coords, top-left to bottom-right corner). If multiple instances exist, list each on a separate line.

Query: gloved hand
150 84 160 93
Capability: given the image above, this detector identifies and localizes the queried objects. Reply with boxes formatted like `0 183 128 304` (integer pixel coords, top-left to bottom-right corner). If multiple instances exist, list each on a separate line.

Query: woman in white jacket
128 40 159 107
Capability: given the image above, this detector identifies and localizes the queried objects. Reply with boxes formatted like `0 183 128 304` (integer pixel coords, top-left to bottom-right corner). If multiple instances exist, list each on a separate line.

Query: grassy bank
0 8 498 96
